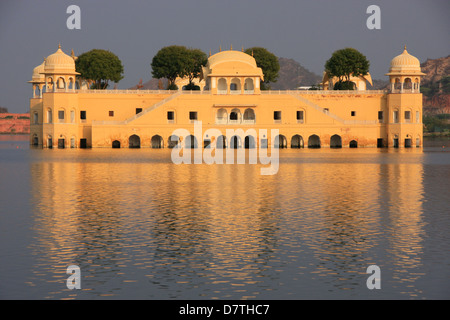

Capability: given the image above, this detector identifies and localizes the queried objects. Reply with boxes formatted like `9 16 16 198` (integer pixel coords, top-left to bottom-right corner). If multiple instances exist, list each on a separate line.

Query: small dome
387 46 424 75
44 44 79 74
30 61 45 82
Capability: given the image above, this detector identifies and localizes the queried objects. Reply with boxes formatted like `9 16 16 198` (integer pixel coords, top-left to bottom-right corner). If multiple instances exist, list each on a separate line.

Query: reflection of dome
386 46 425 76
44 44 79 75
30 61 45 83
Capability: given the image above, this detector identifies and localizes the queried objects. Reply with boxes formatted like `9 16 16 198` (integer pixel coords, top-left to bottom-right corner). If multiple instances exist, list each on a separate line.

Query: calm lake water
0 135 449 300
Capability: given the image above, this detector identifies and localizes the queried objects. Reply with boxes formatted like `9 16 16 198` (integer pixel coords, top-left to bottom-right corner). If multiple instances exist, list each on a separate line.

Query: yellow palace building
29 45 424 149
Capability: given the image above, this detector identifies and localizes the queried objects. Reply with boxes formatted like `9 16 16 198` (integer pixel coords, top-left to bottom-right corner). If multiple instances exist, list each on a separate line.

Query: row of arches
216 77 255 93
391 77 421 93
216 108 256 124
114 134 356 149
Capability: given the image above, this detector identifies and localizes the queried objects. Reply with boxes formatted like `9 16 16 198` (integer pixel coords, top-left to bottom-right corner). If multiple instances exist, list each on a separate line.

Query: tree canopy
185 48 208 87
244 47 280 90
324 48 370 90
151 46 207 90
75 49 124 89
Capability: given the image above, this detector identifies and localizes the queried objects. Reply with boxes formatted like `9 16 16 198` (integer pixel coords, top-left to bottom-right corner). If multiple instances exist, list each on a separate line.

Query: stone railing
261 89 387 95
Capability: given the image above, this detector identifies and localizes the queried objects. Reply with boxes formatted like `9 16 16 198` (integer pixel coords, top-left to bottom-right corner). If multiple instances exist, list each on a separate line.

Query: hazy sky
0 0 449 113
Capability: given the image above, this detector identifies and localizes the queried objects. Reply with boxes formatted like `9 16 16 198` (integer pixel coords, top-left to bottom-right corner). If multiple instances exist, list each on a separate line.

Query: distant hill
420 55 450 114
129 57 323 90
270 57 321 90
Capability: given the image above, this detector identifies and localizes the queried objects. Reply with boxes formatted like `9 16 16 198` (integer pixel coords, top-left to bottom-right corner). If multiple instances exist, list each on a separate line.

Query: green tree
325 48 370 90
184 48 208 89
151 45 187 90
151 46 207 90
244 47 280 90
75 49 124 89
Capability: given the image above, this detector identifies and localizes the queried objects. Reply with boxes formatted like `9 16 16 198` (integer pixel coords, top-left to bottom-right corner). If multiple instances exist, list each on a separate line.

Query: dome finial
403 45 407 52
58 42 61 49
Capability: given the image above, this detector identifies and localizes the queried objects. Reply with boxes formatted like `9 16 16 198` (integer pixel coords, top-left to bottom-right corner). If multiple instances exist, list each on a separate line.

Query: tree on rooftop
151 46 207 90
244 47 280 90
325 48 370 90
75 49 124 89
184 48 208 90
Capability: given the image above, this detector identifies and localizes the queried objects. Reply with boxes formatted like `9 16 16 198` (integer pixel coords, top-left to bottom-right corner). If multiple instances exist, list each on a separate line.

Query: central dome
201 50 264 80
208 50 258 68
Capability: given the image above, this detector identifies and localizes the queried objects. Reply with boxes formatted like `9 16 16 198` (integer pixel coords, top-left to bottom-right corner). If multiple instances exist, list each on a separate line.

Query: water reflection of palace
29 149 426 296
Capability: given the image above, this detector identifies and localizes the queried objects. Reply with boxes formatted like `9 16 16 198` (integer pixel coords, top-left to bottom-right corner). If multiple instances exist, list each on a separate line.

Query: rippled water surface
0 137 449 299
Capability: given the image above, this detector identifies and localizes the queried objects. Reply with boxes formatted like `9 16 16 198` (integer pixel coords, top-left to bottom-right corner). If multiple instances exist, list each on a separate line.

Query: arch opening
151 135 164 148
274 135 288 149
112 140 121 148
308 135 321 148
330 135 342 148
129 134 141 148
291 134 304 148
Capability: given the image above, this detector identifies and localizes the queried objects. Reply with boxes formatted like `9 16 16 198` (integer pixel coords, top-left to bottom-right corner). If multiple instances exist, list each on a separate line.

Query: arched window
274 135 287 148
243 108 255 123
32 134 38 146
151 135 164 148
330 135 342 148
217 135 227 149
34 85 40 98
129 135 141 148
216 108 228 124
244 135 256 149
47 135 53 149
47 109 52 123
404 78 412 90
230 135 242 149
349 140 358 148
229 108 241 123
291 135 304 148
57 77 65 90
68 77 75 90
308 135 321 148
168 135 179 148
185 135 198 149
230 78 241 93
244 78 254 92
218 78 227 93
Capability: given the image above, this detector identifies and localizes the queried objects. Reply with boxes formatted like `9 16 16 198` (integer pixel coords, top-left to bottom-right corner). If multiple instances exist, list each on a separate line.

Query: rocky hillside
270 57 321 89
421 55 450 84
420 55 450 113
